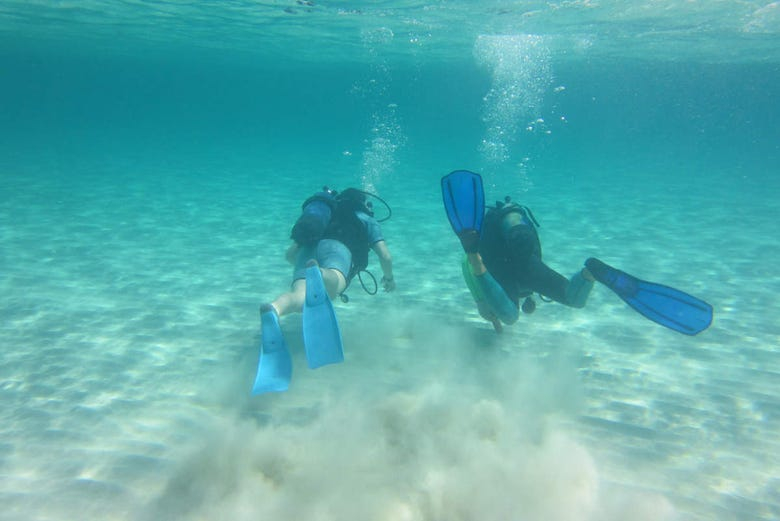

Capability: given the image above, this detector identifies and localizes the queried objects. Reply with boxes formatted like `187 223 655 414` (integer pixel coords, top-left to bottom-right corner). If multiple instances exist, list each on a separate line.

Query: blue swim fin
303 264 344 369
441 170 485 253
585 258 713 335
252 307 292 394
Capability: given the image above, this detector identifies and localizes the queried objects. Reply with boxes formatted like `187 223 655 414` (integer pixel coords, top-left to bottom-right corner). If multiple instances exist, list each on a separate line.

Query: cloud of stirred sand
145 310 676 521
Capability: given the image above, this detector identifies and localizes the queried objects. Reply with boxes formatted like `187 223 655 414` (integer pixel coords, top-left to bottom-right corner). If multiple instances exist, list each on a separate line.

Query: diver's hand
457 229 480 254
381 275 395 292
285 243 300 264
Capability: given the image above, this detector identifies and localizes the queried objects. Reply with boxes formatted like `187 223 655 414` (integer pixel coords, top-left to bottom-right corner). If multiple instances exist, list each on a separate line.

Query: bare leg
268 279 306 318
265 261 349 319
305 259 346 300
320 267 347 299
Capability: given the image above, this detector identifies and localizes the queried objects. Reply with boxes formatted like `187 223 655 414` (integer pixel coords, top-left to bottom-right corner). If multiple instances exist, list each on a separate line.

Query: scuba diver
253 187 395 394
441 170 713 335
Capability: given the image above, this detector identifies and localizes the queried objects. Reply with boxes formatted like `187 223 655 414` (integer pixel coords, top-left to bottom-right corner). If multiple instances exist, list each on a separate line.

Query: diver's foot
458 229 480 254
490 318 503 334
260 303 278 316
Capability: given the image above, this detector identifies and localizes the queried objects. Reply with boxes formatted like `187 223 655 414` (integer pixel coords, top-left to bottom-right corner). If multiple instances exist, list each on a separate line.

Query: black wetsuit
479 204 571 306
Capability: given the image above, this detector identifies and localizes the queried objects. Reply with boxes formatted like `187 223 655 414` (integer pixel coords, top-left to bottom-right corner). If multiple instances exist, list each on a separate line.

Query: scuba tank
290 187 337 246
494 196 540 234
291 186 392 247
493 196 542 314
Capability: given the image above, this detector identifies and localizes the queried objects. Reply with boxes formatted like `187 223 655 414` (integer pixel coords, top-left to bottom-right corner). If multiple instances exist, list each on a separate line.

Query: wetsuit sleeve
463 256 519 325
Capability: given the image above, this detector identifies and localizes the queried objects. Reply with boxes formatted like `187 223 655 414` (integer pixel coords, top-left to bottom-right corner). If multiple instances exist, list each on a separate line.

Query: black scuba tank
290 188 337 246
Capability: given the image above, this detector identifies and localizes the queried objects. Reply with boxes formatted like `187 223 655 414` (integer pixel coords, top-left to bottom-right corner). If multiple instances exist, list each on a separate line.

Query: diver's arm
372 240 395 291
285 242 300 265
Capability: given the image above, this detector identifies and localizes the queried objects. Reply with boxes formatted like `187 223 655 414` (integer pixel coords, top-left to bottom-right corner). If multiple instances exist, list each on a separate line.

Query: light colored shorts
292 239 352 281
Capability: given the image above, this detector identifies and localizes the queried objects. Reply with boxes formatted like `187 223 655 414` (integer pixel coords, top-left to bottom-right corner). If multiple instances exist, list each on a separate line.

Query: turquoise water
2 3 779 520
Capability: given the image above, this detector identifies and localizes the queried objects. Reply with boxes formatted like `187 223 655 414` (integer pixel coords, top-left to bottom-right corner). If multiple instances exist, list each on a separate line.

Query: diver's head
338 188 374 215
504 224 537 263
338 188 367 204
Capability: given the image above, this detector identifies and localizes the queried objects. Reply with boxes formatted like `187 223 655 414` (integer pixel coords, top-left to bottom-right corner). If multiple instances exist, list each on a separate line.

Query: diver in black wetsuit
461 198 595 332
445 170 712 336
